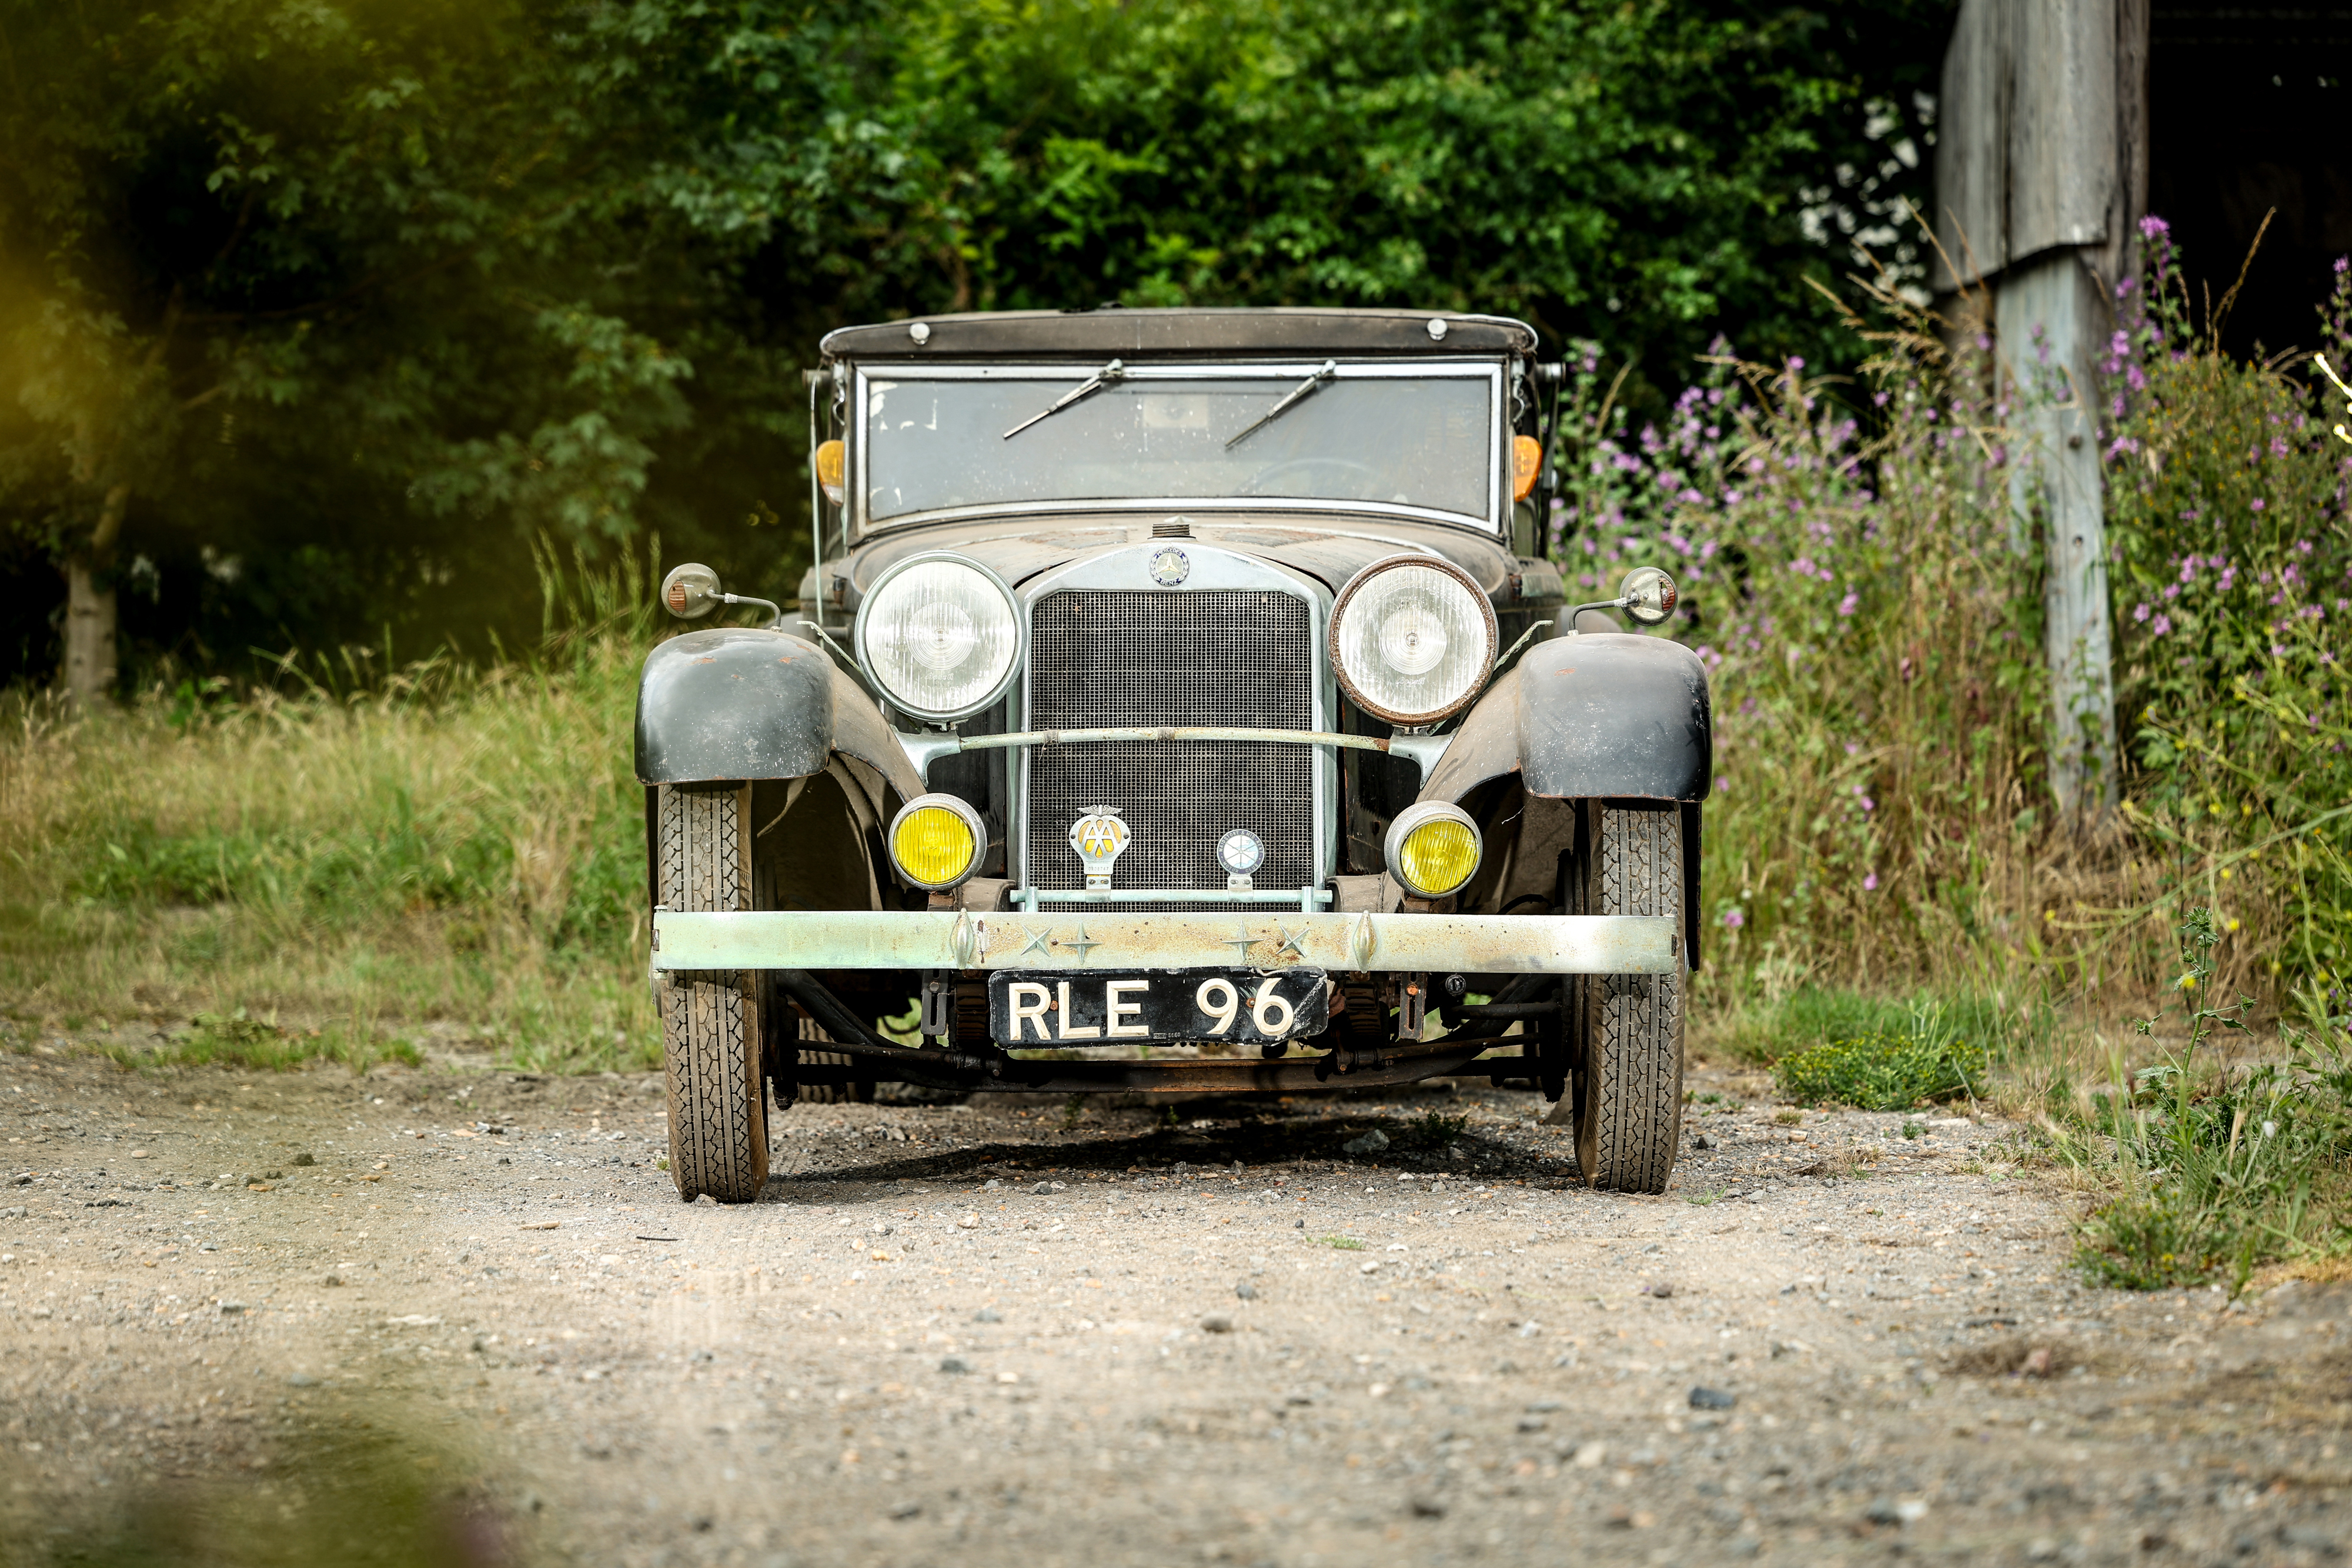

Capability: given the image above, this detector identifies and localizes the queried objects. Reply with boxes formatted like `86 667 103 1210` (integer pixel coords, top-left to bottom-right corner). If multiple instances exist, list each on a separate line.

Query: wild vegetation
4 2 2347 1289
0 0 1947 683
9 226 2351 1292
1547 223 2352 1287
0 554 656 1071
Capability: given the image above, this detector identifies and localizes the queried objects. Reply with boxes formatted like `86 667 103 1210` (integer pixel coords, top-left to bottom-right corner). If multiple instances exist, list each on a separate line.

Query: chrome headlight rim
852 550 1026 723
886 792 988 891
1384 801 1484 899
1327 552 1499 727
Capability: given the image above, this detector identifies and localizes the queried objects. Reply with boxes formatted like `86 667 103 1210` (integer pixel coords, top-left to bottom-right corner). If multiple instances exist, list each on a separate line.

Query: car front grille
1025 589 1314 898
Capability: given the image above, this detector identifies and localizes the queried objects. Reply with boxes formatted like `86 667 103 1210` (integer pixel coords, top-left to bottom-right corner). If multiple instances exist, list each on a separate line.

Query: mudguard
1421 633 1712 805
633 627 924 800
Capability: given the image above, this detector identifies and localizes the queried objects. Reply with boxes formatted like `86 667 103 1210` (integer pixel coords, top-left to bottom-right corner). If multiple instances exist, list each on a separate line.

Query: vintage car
636 307 1710 1202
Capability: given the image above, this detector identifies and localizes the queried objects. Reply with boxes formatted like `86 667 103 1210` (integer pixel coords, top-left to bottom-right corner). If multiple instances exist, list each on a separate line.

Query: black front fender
633 627 923 800
635 628 833 783
1422 633 1712 805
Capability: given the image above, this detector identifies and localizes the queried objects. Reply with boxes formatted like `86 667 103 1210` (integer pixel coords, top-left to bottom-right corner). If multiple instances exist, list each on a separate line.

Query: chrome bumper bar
649 910 1679 975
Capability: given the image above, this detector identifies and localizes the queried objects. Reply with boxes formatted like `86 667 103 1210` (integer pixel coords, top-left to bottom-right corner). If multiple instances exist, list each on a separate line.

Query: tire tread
657 783 768 1203
1577 801 1685 1193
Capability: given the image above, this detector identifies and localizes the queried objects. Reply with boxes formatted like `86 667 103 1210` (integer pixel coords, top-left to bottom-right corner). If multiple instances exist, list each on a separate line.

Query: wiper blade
1003 358 1125 440
1224 360 1338 449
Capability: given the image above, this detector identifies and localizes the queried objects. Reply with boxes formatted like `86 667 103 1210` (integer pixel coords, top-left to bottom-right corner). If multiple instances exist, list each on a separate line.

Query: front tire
657 783 770 1203
1571 800 1685 1193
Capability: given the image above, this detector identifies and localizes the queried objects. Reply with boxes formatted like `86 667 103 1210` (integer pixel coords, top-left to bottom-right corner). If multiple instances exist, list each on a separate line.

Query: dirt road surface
3 1039 2347 1567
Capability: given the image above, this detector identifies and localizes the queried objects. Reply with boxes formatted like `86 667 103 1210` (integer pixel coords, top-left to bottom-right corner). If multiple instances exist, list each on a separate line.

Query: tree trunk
61 482 129 708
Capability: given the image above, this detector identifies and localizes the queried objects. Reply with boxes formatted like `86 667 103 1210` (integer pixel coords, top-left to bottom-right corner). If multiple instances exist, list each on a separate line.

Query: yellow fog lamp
1385 802 1482 899
888 793 986 890
815 439 847 506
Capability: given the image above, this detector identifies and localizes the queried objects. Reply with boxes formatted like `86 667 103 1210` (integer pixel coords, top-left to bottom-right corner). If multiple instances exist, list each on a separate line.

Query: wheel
794 1014 874 1105
1571 800 1685 1193
656 782 770 1203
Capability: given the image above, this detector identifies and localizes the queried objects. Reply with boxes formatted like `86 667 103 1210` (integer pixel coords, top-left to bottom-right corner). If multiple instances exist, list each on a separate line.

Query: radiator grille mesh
1025 590 1314 897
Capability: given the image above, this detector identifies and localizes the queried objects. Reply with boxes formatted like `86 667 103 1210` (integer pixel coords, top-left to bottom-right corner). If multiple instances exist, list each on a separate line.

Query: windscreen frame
847 359 1508 539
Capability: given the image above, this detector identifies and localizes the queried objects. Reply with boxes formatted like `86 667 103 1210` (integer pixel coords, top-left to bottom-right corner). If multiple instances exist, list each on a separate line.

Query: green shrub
1775 1022 1987 1111
2072 909 2352 1291
2104 218 2352 1027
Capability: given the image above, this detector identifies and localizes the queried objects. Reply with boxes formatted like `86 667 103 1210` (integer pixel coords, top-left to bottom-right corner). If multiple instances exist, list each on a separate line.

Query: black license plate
988 969 1329 1046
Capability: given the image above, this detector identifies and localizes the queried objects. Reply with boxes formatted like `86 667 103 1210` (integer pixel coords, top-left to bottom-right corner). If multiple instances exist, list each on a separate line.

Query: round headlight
888 794 985 890
1385 802 1482 899
1328 556 1498 726
854 553 1023 721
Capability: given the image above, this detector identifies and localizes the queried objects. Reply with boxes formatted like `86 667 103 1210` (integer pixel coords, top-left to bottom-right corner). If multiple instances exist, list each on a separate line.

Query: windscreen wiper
1003 358 1125 440
1224 360 1338 449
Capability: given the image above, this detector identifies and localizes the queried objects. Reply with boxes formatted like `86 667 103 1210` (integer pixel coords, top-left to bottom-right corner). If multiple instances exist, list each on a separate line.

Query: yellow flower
2224 918 2240 932
2177 974 2198 991
2220 867 2233 881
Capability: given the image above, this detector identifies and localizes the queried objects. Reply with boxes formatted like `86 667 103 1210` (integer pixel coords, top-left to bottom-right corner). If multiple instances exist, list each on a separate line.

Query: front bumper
649 910 1679 974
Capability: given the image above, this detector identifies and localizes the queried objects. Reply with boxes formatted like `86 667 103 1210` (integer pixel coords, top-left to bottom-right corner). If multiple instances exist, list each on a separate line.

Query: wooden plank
1933 0 2010 290
1996 250 2120 819
2008 0 2119 259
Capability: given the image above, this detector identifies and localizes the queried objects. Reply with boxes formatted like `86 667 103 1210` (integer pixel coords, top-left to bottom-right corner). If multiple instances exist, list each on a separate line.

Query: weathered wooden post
1933 0 2149 824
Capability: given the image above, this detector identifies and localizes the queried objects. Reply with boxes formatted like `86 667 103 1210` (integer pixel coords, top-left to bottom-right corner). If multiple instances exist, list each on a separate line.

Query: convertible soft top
818 306 1538 362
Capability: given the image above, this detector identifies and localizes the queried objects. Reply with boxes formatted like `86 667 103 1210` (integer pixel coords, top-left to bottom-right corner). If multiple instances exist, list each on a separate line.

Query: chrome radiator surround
1014 546 1335 902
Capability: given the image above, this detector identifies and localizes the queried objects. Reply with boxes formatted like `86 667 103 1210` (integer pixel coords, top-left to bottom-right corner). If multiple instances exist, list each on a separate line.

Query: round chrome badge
1146 545 1191 587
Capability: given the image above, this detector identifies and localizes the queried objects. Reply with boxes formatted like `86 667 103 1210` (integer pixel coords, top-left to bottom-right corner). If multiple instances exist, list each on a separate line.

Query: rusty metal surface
941 724 1392 757
825 660 924 803
634 628 834 784
821 308 1536 362
1419 664 1529 806
842 516 1517 603
791 1037 1505 1095
1513 632 1711 802
652 908 1676 974
1419 635 1713 808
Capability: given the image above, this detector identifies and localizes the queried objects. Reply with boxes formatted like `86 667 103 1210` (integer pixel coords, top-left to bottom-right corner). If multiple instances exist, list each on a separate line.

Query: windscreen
860 369 1495 524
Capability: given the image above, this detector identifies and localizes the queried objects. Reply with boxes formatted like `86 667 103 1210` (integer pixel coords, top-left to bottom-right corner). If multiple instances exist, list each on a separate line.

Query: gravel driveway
2 1042 2346 1566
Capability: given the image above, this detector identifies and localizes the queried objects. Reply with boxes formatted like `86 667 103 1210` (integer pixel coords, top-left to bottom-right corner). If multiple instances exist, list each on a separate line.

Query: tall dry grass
0 553 659 1071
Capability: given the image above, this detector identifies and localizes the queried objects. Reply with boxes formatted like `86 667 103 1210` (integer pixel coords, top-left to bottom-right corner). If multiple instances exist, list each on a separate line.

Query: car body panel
634 626 922 802
1419 634 1713 809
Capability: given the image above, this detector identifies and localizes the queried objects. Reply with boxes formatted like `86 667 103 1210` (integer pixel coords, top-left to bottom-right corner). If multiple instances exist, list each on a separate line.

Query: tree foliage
0 0 1949 684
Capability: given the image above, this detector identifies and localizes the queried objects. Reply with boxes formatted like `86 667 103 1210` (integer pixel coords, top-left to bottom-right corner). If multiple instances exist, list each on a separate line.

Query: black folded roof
820 306 1537 360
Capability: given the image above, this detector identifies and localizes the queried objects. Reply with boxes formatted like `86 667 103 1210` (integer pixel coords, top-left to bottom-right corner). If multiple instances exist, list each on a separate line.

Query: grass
1773 1012 1988 1112
95 1009 424 1075
2059 911 2352 1292
0 553 660 1075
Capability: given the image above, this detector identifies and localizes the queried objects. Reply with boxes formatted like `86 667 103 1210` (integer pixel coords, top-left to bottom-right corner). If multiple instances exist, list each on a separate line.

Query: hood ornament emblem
1146 544 1191 587
1068 808 1132 890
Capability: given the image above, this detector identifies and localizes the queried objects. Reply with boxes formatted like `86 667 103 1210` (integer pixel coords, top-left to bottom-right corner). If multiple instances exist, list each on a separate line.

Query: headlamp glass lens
1334 563 1493 723
860 559 1019 718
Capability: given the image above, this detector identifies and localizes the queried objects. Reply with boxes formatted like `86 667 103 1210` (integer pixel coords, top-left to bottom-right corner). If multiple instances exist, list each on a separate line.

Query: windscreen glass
861 370 1495 524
